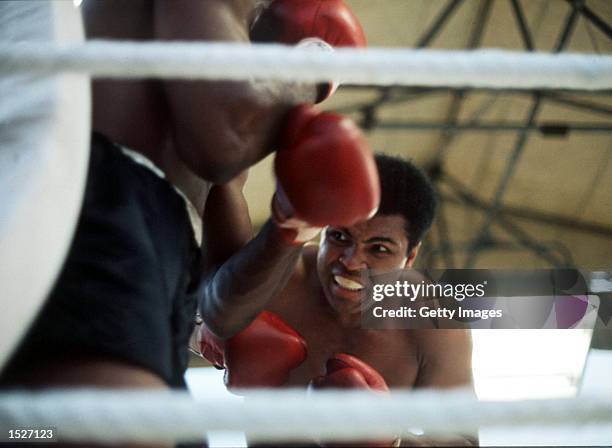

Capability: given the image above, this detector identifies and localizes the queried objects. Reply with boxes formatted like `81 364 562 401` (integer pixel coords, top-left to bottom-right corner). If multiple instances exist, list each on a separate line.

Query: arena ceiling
243 0 612 269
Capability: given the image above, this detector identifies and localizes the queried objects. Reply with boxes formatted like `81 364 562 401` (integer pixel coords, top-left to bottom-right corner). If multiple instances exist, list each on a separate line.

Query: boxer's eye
328 229 350 243
371 244 391 255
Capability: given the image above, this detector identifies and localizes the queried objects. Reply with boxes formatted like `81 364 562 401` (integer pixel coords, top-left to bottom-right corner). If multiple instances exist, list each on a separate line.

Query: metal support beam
333 2 612 268
423 238 572 267
415 0 464 48
439 181 572 267
510 0 535 51
494 215 570 267
334 88 440 115
463 4 580 267
372 120 612 134
554 1 582 52
441 173 567 267
358 0 468 130
341 85 612 95
427 0 493 267
567 0 612 41
359 88 393 131
432 0 493 161
539 92 612 118
442 174 612 239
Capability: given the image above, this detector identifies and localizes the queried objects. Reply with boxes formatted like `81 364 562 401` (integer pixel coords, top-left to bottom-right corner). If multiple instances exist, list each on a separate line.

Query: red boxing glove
252 0 367 101
260 0 366 48
273 104 380 245
197 311 307 389
272 186 323 245
310 353 389 392
311 354 397 447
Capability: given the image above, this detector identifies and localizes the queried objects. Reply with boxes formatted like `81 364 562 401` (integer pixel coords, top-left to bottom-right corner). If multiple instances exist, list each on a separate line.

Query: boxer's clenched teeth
333 275 364 291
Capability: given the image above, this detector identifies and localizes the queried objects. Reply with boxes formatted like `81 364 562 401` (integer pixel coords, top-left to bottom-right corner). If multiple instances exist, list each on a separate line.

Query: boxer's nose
338 245 367 272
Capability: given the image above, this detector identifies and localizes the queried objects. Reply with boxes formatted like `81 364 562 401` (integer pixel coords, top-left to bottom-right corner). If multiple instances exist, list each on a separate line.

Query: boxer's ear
404 242 421 269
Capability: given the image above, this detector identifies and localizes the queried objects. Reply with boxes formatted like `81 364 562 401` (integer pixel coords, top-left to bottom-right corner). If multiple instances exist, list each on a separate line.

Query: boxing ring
2 40 611 89
2 0 612 445
1 384 612 445
183 348 612 447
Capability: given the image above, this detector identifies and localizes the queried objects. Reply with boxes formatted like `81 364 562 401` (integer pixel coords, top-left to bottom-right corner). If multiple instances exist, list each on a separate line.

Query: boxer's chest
268 276 421 389
285 313 420 389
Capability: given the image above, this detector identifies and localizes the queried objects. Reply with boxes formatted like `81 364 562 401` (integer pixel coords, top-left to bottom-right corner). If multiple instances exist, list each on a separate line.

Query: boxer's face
316 214 416 315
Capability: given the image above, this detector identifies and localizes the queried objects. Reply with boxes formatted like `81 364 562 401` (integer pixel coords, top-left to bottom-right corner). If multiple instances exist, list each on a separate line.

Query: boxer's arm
12 358 171 448
202 171 254 267
414 329 473 389
408 330 479 446
200 172 303 338
199 104 379 338
154 0 317 184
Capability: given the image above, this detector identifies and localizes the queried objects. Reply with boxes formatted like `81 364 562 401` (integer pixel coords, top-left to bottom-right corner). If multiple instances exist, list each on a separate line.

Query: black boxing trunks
1 133 202 388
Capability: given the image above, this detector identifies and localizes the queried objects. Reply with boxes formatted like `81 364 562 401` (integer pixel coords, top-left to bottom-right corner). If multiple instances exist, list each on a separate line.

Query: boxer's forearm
200 219 303 338
155 0 318 185
163 80 317 185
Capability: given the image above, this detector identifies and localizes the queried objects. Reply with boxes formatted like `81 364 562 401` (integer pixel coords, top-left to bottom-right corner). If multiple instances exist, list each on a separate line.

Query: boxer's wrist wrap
271 193 316 246
295 37 334 52
295 38 337 102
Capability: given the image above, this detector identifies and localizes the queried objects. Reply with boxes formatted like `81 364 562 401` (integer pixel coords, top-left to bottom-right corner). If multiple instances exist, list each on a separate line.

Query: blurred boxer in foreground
2 0 371 396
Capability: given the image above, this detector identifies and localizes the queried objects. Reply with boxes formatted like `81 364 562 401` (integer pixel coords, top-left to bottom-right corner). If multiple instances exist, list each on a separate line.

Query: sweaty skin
259 217 477 446
265 217 473 390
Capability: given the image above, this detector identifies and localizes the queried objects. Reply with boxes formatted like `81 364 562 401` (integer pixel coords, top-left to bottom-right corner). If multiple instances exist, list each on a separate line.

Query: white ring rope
1 41 611 90
1 389 612 443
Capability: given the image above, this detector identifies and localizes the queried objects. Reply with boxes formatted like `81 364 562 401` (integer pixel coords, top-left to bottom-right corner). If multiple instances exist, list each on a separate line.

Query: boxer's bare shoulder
266 244 416 388
267 243 326 331
411 329 473 389
263 241 463 390
266 244 319 311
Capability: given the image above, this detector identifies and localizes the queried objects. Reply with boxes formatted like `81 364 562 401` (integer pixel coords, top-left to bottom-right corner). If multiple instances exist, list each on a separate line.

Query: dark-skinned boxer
196 155 478 447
